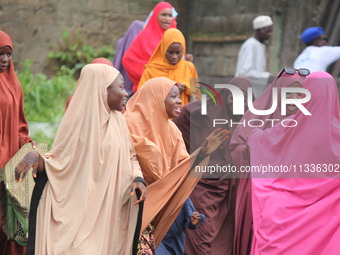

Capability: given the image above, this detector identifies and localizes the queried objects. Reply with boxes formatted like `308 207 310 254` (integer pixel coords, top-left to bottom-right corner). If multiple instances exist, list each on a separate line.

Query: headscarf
113 20 144 96
249 71 340 254
125 77 208 246
125 77 188 183
65 58 114 110
91 57 113 66
229 71 307 255
138 28 198 106
122 2 176 92
230 71 307 170
0 31 31 168
35 64 143 254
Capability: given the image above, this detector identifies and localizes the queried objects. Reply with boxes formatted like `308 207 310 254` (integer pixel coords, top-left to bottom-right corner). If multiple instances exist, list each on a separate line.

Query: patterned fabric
137 223 156 255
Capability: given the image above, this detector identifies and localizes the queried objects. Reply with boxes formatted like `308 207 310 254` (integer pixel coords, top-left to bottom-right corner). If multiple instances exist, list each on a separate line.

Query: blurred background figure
122 2 177 93
235 15 274 99
294 26 340 73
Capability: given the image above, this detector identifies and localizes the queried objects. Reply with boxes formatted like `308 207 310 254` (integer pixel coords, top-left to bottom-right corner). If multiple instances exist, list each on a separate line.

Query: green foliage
47 30 115 72
18 60 76 148
30 131 55 150
18 59 76 123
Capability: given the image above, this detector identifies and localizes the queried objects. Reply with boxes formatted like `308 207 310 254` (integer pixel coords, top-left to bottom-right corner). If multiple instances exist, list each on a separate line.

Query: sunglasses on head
278 66 310 78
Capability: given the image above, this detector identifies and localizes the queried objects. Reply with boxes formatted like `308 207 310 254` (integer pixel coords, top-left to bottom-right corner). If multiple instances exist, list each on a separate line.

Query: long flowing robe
124 77 208 246
249 71 340 254
174 77 253 255
0 30 31 255
229 71 307 255
33 64 143 255
235 37 271 98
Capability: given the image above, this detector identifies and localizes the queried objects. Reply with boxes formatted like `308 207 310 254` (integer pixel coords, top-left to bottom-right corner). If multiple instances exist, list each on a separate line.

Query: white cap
253 15 273 30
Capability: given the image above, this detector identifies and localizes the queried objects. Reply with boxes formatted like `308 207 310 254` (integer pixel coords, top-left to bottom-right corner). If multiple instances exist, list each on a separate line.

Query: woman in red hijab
0 30 35 255
122 2 176 93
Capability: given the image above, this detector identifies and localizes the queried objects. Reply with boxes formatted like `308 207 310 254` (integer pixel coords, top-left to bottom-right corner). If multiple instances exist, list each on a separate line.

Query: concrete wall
0 0 180 72
176 0 338 83
1 0 338 81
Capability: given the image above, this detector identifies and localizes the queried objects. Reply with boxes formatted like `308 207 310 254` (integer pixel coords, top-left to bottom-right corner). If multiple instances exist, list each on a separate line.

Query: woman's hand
130 181 147 205
185 53 194 62
176 82 186 94
190 211 201 226
30 140 37 149
15 151 45 181
200 128 229 156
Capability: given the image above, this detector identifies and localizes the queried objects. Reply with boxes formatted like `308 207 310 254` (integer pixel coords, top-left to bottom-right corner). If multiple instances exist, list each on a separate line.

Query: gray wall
176 0 339 83
1 0 338 80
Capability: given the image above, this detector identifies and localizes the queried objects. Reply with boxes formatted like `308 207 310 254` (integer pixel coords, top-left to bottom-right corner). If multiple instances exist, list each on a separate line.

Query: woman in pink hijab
230 67 308 255
249 71 340 254
122 2 176 93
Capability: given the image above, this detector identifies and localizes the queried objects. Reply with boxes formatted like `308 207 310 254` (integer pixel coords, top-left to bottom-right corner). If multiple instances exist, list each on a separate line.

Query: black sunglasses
277 66 310 78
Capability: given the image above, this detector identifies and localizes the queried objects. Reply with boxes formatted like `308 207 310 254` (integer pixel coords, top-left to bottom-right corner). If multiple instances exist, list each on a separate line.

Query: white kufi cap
253 15 273 30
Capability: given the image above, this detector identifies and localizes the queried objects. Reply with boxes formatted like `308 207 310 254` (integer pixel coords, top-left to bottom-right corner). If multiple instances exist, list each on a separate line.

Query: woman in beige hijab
15 64 146 255
124 77 229 252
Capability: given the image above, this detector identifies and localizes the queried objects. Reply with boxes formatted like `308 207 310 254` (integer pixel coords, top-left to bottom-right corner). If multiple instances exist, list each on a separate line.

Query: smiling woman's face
107 74 128 111
164 85 182 118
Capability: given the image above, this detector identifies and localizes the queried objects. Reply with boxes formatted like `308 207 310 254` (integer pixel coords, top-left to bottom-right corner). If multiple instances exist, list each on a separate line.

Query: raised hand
15 151 45 182
200 128 229 156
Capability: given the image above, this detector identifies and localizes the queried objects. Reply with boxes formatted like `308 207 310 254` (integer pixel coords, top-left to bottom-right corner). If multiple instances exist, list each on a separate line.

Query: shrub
18 60 76 148
47 30 115 74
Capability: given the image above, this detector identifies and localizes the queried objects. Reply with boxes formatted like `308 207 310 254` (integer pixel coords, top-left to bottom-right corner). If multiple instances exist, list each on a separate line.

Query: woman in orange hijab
138 28 199 106
125 77 228 253
0 30 35 255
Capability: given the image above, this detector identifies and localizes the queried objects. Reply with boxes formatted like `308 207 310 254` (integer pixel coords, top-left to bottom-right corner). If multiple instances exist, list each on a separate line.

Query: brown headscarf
125 77 208 245
35 64 143 254
0 31 31 168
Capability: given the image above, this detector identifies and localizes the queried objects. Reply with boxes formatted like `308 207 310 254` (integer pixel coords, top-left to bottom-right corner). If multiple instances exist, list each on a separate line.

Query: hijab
249 71 340 254
230 71 307 169
122 2 177 92
0 31 31 168
35 64 142 254
125 77 209 246
138 28 198 105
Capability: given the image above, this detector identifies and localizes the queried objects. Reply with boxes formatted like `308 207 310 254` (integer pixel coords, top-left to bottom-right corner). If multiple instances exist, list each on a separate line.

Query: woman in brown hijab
0 30 35 255
173 77 253 255
15 64 146 255
124 77 229 253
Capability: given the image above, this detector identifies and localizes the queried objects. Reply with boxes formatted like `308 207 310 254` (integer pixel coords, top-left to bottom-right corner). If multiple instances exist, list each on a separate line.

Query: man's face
257 25 273 42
